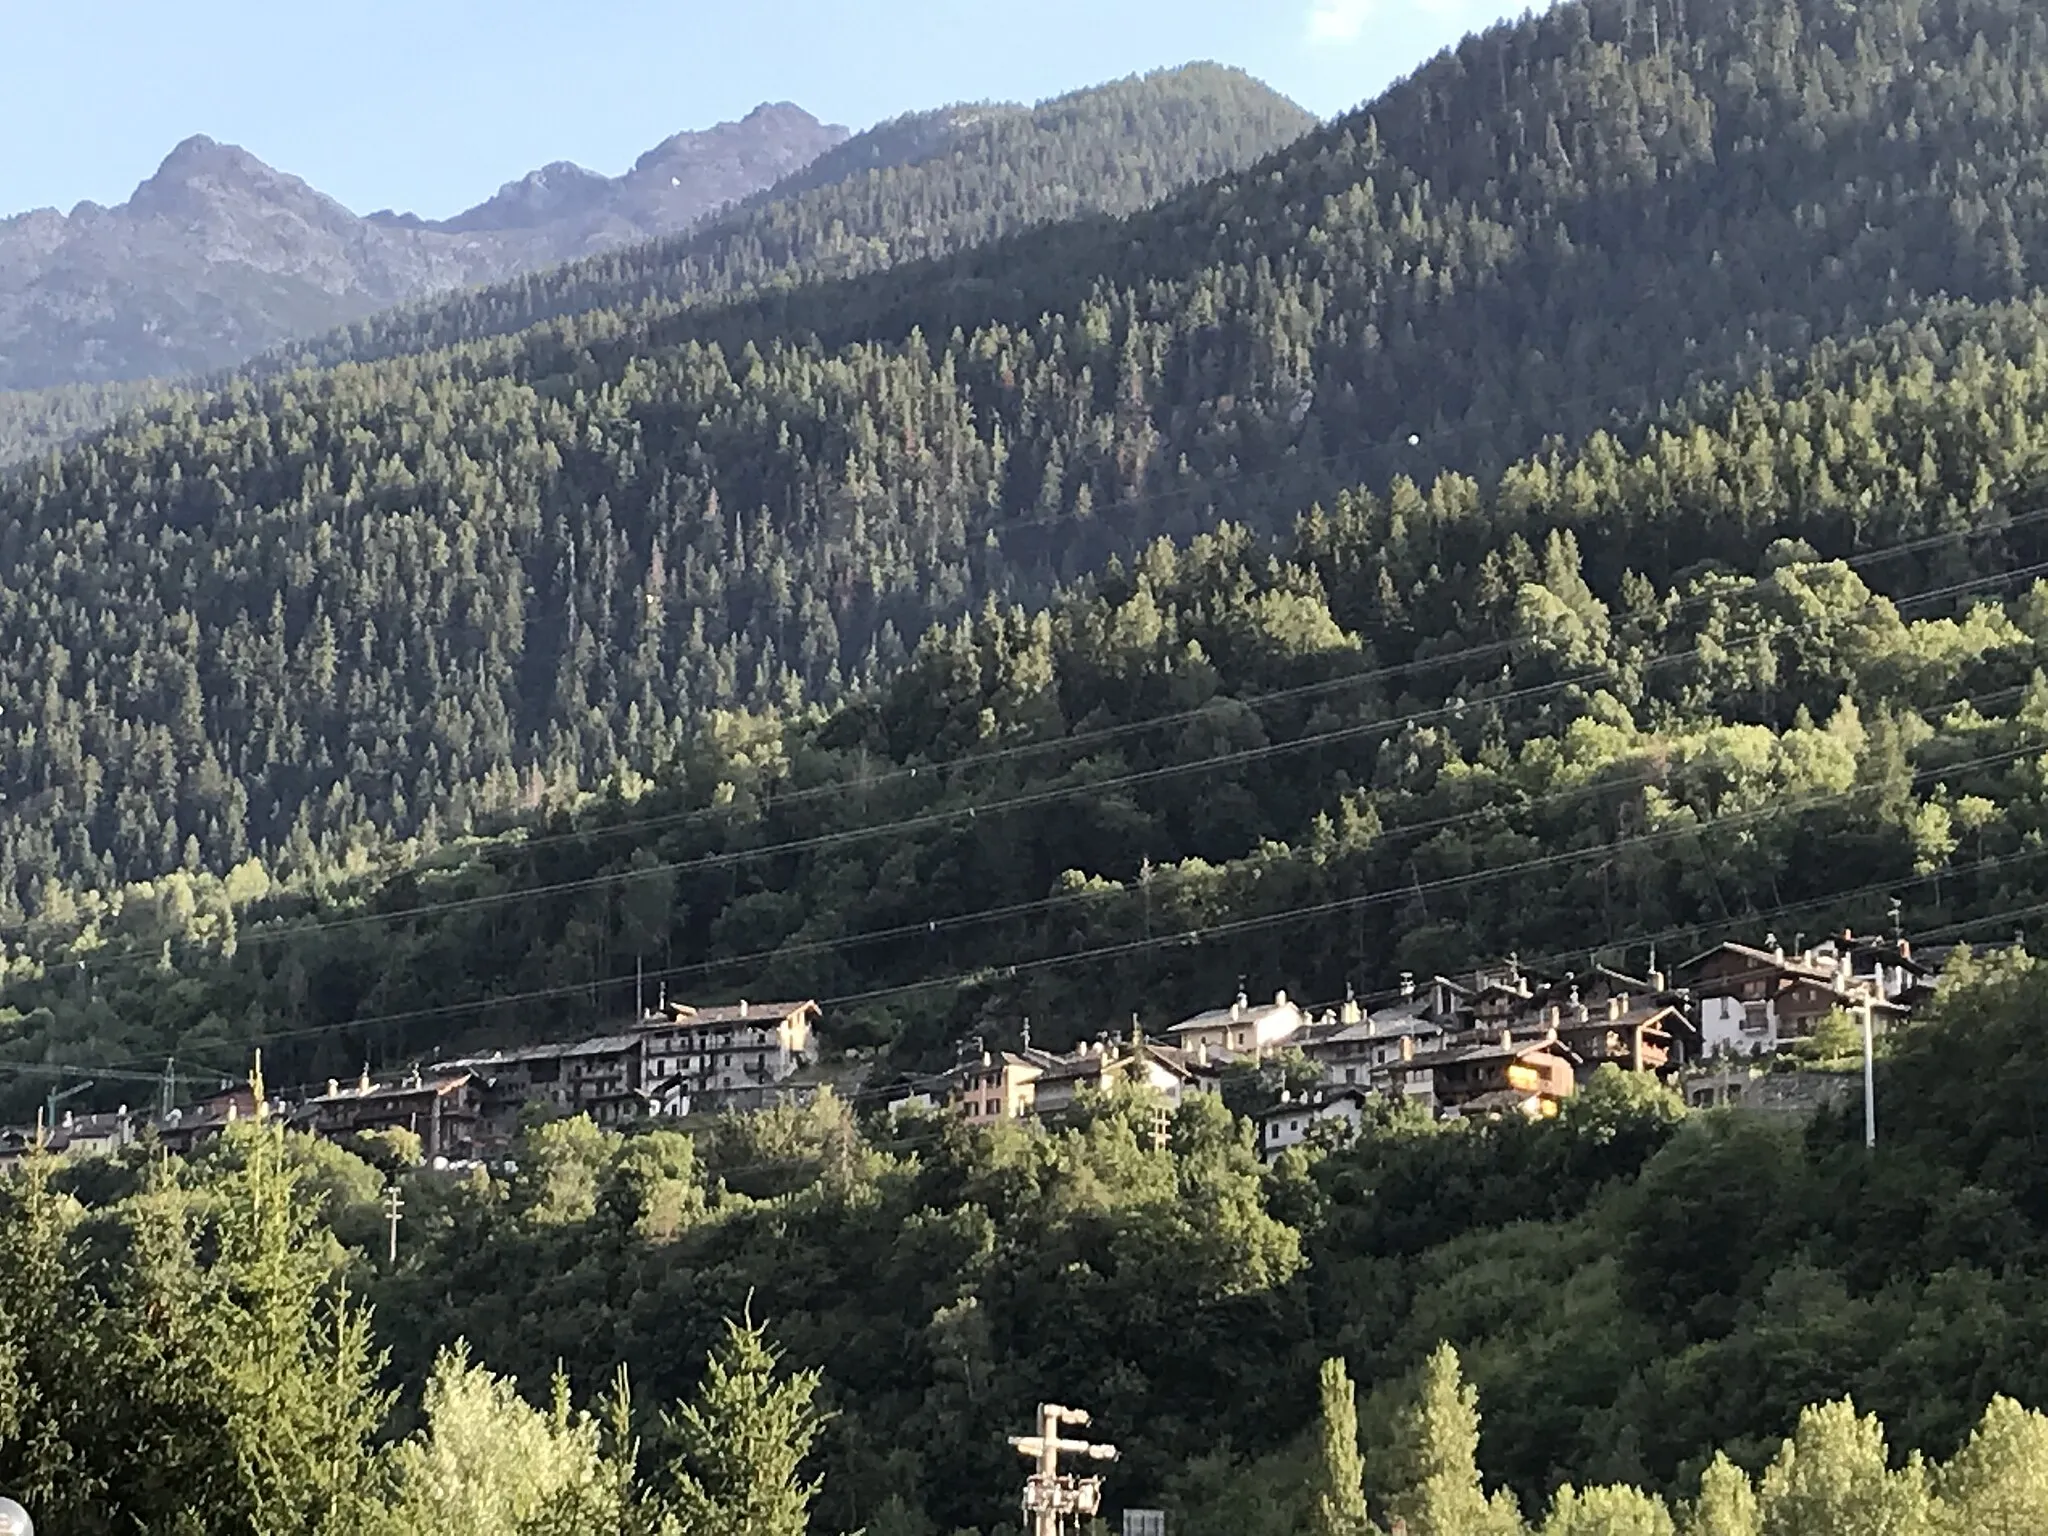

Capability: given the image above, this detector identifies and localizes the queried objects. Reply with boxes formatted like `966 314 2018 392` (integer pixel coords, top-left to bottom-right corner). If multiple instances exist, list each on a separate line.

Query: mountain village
0 927 1942 1173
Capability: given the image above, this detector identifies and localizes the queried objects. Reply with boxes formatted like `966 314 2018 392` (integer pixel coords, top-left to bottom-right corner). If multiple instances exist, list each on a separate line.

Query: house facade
1255 1087 1373 1160
299 1071 487 1162
947 1050 1048 1122
635 999 820 1114
1396 1032 1579 1119
1682 939 1909 1057
1165 990 1306 1059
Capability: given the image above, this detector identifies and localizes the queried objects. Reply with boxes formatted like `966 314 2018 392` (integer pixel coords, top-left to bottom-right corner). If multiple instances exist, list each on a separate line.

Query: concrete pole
1035 1403 1060 1536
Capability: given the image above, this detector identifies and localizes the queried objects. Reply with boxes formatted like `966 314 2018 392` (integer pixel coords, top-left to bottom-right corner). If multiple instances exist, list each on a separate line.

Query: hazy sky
1 0 1529 221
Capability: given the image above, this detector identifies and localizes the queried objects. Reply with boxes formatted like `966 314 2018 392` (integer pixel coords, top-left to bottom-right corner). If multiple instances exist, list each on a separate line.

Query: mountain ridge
0 103 851 391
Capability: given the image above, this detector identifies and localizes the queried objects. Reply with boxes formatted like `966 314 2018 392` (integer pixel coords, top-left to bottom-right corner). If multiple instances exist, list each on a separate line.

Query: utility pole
1011 1403 1118 1536
382 1183 404 1266
1861 998 1877 1150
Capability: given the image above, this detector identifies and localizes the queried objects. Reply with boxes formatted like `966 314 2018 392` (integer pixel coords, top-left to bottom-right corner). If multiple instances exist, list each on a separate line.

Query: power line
31 519 2048 991
17 834 2048 1125
97 732 2047 1059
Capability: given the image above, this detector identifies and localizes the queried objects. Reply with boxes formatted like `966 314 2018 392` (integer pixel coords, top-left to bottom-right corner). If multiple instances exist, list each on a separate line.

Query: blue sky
2 0 1530 221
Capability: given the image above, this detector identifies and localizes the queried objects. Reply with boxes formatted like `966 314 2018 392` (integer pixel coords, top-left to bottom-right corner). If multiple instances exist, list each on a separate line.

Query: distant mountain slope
0 104 848 391
285 64 1319 369
8 0 2048 915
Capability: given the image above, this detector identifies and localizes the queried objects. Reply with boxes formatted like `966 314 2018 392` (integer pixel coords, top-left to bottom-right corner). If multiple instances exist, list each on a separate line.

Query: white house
1254 1087 1374 1160
635 999 820 1112
1166 990 1306 1060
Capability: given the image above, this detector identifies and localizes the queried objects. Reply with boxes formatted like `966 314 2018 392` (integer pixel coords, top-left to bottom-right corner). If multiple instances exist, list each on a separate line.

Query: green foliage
378 1345 620 1536
1681 1456 1759 1536
1755 1399 1932 1536
1387 1344 1524 1536
1541 1484 1676 1536
657 1312 829 1536
1312 1356 1370 1536
1935 1396 2048 1535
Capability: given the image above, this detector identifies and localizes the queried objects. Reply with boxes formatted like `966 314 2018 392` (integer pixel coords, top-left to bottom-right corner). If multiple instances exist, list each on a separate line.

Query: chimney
1274 989 1288 1008
1400 971 1416 1000
1608 996 1623 1021
327 1078 339 1098
359 1067 372 1094
1650 969 1667 992
738 999 749 1018
1499 1029 1513 1050
1545 1004 1560 1029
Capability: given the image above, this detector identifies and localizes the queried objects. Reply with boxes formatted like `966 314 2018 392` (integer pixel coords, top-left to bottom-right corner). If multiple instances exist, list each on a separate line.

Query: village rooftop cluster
0 928 1939 1170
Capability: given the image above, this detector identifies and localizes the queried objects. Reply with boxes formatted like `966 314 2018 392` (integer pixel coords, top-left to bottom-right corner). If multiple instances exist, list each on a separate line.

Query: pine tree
201 1117 391 1536
658 1312 829 1536
1311 1356 1370 1536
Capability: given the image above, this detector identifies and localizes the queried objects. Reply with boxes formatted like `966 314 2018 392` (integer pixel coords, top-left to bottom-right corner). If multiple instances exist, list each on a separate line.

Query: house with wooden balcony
1394 1030 1580 1120
299 1070 487 1163
1681 937 1910 1058
634 998 821 1115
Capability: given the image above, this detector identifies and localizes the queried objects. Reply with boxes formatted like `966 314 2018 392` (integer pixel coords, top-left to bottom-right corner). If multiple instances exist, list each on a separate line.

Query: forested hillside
10 295 2048 1100
0 65 1312 468
288 65 1318 370
12 958 2048 1536
3 0 2047 942
0 377 168 465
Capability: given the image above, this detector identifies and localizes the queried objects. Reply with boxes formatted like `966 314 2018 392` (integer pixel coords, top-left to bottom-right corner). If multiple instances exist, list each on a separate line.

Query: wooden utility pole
382 1184 404 1266
1010 1403 1118 1536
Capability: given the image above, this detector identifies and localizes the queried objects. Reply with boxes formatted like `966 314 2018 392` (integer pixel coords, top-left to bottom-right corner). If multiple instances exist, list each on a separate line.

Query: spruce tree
658 1312 829 1536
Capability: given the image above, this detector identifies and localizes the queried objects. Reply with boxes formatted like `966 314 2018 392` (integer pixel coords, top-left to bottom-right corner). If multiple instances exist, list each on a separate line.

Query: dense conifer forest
284 64 1319 371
